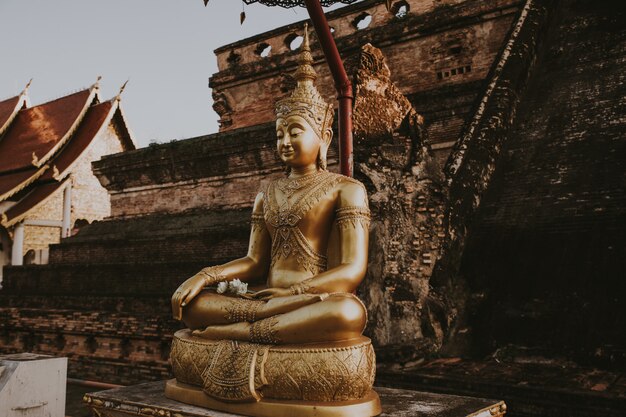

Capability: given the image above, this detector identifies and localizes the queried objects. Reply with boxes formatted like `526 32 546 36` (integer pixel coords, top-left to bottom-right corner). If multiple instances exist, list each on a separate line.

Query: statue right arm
219 191 271 282
171 191 271 319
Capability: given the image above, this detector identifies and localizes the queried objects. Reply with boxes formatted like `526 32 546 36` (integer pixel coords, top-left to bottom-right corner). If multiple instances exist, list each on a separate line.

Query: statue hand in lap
171 39 370 345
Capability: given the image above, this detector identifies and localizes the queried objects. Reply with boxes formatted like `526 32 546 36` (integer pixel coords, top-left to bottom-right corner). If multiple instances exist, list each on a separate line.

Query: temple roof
0 82 135 227
0 166 47 202
40 101 113 182
0 88 96 173
0 85 29 137
1 179 68 227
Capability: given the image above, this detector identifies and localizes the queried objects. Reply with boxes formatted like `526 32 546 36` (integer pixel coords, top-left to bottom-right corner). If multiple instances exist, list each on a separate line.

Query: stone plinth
83 381 506 417
0 353 67 417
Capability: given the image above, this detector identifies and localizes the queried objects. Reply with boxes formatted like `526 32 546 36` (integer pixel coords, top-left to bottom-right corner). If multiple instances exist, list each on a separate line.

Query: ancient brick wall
94 123 339 218
459 0 626 364
1 207 252 384
95 1 519 220
0 280 181 384
211 0 521 158
342 43 448 358
339 0 555 362
47 209 250 265
420 0 557 357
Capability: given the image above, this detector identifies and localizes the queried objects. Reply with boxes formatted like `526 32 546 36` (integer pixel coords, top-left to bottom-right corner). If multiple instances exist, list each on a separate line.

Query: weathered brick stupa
1 1 624 416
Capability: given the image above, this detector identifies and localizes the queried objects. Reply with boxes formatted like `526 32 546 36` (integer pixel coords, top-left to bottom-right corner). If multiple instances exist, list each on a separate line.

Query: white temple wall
71 123 125 225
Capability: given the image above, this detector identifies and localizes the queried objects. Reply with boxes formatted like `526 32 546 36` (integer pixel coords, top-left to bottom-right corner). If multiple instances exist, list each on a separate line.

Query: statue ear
318 128 332 171
322 127 333 146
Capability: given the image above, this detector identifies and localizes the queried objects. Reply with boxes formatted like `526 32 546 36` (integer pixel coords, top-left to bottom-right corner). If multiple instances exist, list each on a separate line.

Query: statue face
276 115 321 169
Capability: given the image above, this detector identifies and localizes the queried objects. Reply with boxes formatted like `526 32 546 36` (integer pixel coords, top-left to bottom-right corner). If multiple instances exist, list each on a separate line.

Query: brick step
69 356 171 386
0 294 169 314
65 208 250 242
0 307 180 339
48 232 248 265
1 262 212 297
49 208 250 264
0 334 170 385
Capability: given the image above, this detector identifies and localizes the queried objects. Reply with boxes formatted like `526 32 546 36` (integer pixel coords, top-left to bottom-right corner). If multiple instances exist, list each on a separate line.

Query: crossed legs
180 291 366 344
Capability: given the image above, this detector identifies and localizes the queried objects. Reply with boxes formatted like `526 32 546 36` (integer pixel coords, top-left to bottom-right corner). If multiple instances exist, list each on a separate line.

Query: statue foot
258 292 328 319
192 321 250 340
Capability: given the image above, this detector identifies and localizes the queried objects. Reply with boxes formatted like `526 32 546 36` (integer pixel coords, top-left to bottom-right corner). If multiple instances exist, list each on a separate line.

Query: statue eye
290 128 303 137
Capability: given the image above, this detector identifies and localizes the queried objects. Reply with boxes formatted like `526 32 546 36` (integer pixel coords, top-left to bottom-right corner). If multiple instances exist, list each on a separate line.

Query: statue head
275 24 333 171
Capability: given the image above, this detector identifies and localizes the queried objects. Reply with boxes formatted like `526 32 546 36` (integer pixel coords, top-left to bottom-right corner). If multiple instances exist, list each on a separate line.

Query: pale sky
0 0 350 148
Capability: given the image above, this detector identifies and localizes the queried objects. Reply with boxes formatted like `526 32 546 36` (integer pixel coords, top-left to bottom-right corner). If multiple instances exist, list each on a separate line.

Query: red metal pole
303 0 353 177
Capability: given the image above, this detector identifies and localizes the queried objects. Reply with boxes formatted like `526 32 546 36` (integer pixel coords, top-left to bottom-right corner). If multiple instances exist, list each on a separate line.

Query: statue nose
281 135 293 149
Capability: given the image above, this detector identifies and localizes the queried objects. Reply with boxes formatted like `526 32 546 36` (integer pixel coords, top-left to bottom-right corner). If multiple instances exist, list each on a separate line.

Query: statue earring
317 150 327 171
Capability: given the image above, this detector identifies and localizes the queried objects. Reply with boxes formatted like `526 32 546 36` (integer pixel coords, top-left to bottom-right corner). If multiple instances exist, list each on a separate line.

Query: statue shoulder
334 174 368 208
258 179 276 196
252 190 265 213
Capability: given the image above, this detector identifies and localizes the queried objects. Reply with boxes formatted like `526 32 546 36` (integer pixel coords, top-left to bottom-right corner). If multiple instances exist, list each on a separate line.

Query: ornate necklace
276 171 322 198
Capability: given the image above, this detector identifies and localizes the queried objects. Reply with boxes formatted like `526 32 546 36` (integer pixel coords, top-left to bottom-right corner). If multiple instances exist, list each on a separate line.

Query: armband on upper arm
250 213 266 232
335 206 371 230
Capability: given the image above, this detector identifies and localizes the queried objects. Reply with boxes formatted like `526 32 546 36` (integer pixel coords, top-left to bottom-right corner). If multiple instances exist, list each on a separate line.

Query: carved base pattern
170 329 376 402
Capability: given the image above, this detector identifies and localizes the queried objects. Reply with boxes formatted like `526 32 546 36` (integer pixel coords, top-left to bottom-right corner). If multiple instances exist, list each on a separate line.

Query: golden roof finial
92 75 102 90
23 78 33 93
115 79 129 101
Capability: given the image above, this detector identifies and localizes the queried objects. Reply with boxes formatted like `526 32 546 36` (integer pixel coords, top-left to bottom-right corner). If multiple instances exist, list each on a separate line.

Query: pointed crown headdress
275 24 334 139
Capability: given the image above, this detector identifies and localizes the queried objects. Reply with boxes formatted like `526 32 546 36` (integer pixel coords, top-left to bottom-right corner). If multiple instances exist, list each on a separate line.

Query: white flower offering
228 278 248 295
216 281 228 294
215 279 248 295
236 282 248 295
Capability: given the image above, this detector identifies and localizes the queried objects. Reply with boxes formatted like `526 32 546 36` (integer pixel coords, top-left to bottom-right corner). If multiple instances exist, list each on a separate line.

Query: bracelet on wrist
198 266 225 286
289 279 313 295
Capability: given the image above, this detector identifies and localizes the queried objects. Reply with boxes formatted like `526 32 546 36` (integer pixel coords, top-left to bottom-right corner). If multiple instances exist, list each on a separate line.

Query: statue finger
253 289 272 298
181 289 195 306
171 300 181 320
192 328 208 338
172 293 181 307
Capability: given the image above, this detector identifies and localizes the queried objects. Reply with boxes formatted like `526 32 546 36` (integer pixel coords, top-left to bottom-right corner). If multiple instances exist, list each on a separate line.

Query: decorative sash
201 340 269 403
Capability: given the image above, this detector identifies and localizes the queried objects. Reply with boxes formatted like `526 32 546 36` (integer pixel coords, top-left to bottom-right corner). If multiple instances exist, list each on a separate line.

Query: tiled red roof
0 83 134 224
0 96 20 129
0 167 47 201
40 101 113 181
111 105 136 151
0 93 30 136
0 89 92 174
1 179 67 227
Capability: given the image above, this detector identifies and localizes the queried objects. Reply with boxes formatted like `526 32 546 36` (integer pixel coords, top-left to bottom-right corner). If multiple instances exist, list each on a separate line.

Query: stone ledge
83 381 506 417
377 357 626 417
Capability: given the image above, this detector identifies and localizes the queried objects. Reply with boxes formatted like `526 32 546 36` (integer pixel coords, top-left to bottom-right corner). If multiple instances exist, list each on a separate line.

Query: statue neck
289 165 318 179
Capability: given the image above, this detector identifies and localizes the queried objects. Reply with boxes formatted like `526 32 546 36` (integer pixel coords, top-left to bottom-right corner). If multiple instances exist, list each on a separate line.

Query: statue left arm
294 180 369 294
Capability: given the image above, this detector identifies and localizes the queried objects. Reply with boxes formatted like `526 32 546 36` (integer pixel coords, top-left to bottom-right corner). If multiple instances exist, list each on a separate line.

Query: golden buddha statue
165 25 381 417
